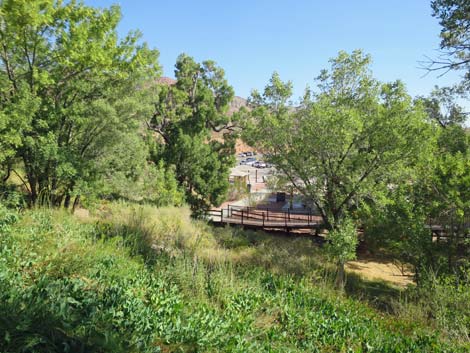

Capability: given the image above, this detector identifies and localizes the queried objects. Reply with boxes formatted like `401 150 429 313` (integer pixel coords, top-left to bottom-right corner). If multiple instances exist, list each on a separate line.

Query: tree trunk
335 261 346 290
1 163 11 183
28 176 38 206
64 181 76 209
72 195 80 212
54 194 64 207
64 193 72 209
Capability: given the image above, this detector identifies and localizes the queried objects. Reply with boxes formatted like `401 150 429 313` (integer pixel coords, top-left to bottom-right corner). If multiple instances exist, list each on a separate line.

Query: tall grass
391 269 470 345
0 202 468 352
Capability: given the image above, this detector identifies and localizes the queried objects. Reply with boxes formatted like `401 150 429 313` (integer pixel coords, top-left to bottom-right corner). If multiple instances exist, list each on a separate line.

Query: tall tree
0 0 160 206
243 51 433 286
148 54 237 214
364 125 470 279
429 0 470 91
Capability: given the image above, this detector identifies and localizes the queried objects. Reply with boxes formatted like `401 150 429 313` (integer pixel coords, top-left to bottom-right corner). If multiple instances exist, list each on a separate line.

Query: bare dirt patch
346 257 414 287
73 207 90 220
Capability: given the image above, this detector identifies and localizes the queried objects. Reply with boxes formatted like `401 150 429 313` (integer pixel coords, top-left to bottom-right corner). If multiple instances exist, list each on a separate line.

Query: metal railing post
221 209 223 222
263 213 265 227
241 210 244 225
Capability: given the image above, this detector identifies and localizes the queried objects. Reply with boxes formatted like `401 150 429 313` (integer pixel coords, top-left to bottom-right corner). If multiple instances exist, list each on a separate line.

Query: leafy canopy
243 50 434 231
148 54 237 213
430 0 470 91
0 0 160 205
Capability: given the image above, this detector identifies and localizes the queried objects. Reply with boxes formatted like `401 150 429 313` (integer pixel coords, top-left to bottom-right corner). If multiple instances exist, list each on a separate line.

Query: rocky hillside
227 95 248 115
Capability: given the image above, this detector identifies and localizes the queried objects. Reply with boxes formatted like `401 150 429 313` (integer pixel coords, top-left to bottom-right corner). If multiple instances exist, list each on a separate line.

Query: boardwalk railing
207 204 321 229
427 214 470 242
208 206 470 240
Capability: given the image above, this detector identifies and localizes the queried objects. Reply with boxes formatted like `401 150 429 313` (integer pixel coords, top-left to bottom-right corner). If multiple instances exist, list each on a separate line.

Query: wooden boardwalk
209 204 470 241
207 205 323 230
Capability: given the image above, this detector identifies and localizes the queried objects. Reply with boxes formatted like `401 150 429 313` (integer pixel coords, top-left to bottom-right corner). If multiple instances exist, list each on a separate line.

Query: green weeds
0 204 468 352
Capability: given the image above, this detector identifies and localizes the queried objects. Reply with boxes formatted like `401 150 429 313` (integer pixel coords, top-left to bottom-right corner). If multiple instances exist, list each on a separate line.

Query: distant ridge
155 77 177 86
227 96 248 115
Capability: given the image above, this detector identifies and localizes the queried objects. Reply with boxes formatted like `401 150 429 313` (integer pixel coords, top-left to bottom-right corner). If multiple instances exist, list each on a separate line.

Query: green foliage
91 132 184 207
243 50 433 232
362 183 438 280
0 0 160 206
431 0 470 90
395 269 470 344
363 88 470 280
325 218 359 289
0 205 467 352
149 54 236 214
227 177 249 202
325 218 358 264
143 162 185 207
0 86 39 184
421 86 468 128
243 51 434 286
0 202 18 231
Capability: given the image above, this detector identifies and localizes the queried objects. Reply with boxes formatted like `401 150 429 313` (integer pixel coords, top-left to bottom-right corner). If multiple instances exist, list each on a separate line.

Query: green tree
148 54 237 214
429 0 470 92
243 50 433 286
90 132 184 207
421 86 468 128
421 88 470 274
364 90 470 280
0 0 160 206
430 151 470 269
361 180 438 283
0 87 38 186
325 218 358 289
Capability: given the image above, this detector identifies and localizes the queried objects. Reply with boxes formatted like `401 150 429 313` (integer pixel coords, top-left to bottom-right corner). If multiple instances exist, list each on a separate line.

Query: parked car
239 159 247 165
254 162 267 168
238 152 246 157
245 151 253 156
245 158 256 165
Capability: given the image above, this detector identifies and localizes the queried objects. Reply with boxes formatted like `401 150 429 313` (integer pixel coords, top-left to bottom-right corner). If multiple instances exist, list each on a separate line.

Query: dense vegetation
0 0 236 213
1 0 470 351
1 204 468 352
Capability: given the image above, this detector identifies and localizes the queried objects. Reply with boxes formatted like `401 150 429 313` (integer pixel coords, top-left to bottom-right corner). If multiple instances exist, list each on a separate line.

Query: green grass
0 203 468 352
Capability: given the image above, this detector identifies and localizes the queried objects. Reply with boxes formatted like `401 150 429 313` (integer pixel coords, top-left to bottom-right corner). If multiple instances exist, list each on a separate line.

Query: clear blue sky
87 0 465 103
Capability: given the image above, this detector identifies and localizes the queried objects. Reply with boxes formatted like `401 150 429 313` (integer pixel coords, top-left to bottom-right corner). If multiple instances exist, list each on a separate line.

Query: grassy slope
0 203 466 353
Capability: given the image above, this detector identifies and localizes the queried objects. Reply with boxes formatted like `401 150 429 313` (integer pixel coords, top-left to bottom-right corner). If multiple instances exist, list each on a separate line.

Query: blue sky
87 0 465 103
